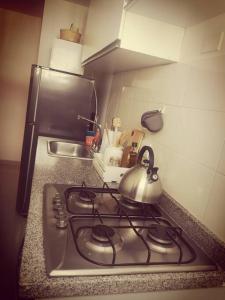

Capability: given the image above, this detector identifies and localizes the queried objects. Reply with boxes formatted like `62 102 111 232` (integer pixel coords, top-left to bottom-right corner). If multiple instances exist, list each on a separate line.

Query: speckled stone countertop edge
19 270 225 299
159 192 225 270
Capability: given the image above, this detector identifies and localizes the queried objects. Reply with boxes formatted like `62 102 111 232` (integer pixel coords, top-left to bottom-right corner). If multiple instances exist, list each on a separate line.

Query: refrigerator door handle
26 65 42 124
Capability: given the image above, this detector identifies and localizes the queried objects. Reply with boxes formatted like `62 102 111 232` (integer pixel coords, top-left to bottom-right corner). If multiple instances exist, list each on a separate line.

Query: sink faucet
77 114 102 152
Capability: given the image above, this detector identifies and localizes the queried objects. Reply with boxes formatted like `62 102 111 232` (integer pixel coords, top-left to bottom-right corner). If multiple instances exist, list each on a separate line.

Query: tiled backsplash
104 13 225 242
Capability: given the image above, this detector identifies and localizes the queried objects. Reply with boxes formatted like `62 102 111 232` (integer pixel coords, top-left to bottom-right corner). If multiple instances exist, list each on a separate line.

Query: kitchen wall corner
102 12 225 242
94 73 114 126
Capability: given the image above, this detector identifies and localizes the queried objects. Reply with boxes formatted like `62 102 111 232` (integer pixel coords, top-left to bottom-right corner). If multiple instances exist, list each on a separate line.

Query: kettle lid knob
150 167 159 181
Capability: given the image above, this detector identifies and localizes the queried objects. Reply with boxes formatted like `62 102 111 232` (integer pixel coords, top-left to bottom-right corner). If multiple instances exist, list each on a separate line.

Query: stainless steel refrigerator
17 65 95 215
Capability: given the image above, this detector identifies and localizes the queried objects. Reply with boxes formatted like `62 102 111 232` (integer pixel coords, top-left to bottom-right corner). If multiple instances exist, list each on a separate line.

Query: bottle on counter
120 145 132 167
120 142 138 168
85 129 95 146
128 142 138 167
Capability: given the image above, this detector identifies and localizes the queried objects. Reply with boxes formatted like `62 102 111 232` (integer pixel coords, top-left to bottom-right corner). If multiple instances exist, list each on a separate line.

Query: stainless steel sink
47 141 93 160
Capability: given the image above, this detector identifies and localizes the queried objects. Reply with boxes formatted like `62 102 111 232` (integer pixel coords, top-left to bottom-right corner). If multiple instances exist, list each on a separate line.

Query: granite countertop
19 136 225 299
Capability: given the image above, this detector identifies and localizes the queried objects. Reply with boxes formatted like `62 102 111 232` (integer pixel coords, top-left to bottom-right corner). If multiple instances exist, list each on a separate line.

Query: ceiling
127 0 225 28
65 0 90 7
4 0 222 26
0 0 44 17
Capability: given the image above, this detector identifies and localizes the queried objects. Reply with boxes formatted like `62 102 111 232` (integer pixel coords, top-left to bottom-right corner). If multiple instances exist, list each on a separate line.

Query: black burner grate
66 182 196 267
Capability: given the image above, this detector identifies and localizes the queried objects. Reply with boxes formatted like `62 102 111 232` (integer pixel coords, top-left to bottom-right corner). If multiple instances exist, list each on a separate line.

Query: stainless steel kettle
118 146 162 204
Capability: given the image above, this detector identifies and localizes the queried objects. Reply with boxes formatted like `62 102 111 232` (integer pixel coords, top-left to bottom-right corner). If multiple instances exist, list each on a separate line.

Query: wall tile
182 56 225 112
139 139 214 222
117 87 162 130
132 63 190 106
180 21 204 61
181 108 225 169
217 141 225 175
162 152 215 221
180 12 225 62
203 173 225 241
130 86 153 102
151 105 184 153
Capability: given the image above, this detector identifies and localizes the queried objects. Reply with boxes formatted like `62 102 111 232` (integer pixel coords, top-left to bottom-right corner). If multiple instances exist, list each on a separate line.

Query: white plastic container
103 146 123 167
93 153 129 183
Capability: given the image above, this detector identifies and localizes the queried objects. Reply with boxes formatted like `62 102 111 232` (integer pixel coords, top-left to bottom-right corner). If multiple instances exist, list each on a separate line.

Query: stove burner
148 224 177 245
80 225 124 254
119 197 161 217
72 190 98 209
92 224 115 243
120 197 141 211
147 224 178 254
79 190 96 202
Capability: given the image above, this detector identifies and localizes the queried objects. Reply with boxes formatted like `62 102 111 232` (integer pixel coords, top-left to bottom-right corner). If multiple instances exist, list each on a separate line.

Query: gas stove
43 183 217 276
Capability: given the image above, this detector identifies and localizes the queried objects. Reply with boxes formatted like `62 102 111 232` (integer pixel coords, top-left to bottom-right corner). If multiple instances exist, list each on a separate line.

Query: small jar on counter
128 142 138 167
85 130 95 146
103 146 123 167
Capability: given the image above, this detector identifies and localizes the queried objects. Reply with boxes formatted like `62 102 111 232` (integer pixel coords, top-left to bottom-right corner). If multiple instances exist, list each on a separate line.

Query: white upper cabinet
81 0 124 62
82 0 185 74
120 9 184 61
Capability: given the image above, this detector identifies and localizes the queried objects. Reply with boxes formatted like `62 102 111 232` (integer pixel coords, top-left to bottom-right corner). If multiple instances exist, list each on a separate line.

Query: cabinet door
82 0 124 62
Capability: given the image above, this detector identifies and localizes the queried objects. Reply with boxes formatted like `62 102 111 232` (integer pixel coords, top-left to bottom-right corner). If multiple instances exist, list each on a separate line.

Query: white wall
0 9 42 161
104 13 225 242
38 0 88 67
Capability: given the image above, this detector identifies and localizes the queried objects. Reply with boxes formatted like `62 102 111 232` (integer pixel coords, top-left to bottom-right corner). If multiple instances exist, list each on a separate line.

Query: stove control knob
55 210 66 219
53 195 61 204
53 198 61 204
58 206 64 212
56 217 68 229
53 202 64 210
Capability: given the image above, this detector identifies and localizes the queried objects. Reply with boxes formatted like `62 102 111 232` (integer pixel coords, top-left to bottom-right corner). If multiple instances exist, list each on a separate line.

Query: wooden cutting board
118 130 131 147
130 129 145 151
119 129 144 150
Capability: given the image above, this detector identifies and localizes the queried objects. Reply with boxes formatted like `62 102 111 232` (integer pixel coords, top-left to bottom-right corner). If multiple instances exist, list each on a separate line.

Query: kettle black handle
137 146 154 174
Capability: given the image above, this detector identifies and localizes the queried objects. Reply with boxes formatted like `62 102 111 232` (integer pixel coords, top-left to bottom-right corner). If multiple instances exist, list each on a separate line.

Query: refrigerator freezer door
16 124 39 215
37 68 94 140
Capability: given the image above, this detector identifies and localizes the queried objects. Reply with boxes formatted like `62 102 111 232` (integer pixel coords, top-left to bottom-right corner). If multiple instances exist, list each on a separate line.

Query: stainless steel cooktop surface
43 183 217 277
